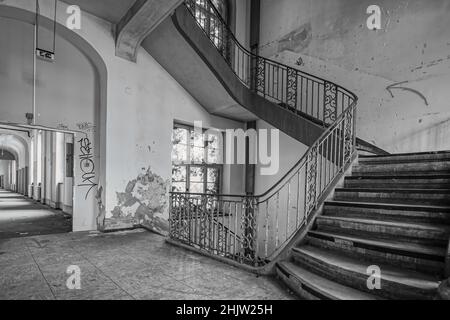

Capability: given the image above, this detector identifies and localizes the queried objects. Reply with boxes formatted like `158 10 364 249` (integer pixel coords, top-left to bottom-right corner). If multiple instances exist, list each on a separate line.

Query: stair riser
275 266 322 300
344 180 450 190
324 205 450 225
306 236 444 276
334 191 450 206
292 251 438 300
316 218 450 247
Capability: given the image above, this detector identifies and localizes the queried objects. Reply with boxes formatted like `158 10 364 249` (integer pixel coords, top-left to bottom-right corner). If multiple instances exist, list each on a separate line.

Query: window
172 124 223 194
191 0 230 54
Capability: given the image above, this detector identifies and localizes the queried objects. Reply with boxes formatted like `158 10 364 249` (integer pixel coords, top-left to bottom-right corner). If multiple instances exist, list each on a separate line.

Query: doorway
0 126 74 239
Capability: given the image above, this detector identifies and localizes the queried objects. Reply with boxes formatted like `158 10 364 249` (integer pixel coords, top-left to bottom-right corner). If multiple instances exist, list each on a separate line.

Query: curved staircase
277 151 450 300
145 0 450 299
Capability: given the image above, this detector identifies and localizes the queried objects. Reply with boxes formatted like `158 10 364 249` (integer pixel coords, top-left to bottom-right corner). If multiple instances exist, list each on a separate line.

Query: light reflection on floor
0 229 295 300
0 189 72 239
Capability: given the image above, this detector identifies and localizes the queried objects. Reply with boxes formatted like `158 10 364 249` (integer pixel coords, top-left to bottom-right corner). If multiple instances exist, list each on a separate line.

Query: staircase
277 151 450 300
152 0 450 300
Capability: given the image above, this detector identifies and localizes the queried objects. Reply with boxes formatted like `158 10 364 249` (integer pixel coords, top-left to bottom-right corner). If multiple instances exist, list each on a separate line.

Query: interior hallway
0 190 72 240
0 229 294 300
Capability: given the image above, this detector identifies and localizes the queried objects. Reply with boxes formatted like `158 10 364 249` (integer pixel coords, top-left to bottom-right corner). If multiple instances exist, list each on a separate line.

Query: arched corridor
0 128 74 239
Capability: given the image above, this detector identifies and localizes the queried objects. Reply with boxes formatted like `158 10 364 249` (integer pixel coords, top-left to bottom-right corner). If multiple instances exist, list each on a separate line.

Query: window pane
172 182 186 193
189 182 204 194
172 166 187 182
207 183 219 194
206 134 221 163
207 147 221 164
207 167 219 184
191 130 204 147
190 166 204 183
207 168 220 194
172 127 188 162
191 146 205 163
173 127 188 145
172 144 187 163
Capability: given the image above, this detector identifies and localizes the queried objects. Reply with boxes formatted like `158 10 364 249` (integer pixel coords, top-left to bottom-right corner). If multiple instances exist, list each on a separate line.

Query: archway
0 4 108 232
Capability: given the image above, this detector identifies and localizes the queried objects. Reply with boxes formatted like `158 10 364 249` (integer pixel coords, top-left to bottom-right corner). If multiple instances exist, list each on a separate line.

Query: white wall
254 120 308 195
234 0 251 47
0 11 98 231
259 0 450 153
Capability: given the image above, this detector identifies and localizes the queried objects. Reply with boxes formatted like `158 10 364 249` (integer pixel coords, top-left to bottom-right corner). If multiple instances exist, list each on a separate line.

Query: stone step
359 151 450 165
334 188 450 206
323 200 450 225
292 245 441 300
352 161 450 176
315 216 450 246
306 231 446 276
344 175 450 189
276 261 380 300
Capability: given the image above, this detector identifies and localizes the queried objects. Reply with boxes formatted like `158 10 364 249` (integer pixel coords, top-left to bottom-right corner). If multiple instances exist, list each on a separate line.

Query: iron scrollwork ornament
324 82 338 125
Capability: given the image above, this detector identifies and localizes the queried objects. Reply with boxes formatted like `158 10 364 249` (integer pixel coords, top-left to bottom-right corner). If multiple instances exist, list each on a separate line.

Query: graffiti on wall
76 122 96 133
386 81 429 106
77 137 97 200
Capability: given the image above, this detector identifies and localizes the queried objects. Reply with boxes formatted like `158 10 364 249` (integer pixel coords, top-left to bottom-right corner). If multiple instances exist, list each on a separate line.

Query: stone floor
0 190 72 239
0 228 295 300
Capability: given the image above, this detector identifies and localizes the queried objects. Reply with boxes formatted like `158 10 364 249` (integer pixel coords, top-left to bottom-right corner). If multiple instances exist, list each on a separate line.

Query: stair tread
308 230 447 257
325 200 450 212
317 215 450 232
278 261 380 300
293 246 441 290
358 158 450 164
346 174 450 180
336 188 450 193
360 151 450 159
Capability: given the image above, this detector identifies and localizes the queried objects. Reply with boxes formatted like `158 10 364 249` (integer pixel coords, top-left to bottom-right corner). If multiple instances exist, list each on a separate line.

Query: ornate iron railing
169 0 358 267
170 104 357 266
184 0 355 126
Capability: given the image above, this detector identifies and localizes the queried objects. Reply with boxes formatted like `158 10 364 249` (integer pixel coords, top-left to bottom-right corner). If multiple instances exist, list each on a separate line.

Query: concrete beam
115 0 184 62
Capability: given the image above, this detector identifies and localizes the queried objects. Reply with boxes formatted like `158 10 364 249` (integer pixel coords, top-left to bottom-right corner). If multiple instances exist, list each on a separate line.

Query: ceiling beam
115 0 184 62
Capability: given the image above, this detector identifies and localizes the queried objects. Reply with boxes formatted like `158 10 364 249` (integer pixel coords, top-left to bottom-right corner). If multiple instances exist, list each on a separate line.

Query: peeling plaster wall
104 45 247 233
260 0 450 153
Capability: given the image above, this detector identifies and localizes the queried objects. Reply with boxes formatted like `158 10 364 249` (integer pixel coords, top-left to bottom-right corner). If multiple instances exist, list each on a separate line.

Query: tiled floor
0 190 72 239
0 229 295 300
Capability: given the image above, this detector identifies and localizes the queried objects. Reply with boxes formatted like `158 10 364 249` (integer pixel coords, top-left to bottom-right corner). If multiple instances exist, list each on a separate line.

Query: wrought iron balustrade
184 0 356 126
169 0 359 267
170 103 357 267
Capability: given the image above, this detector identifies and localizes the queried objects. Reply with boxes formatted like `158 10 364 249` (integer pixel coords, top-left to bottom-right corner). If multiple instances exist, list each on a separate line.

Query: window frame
172 123 224 195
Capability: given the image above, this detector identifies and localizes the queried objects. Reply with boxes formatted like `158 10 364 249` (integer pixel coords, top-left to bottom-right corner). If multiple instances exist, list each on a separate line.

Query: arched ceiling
0 150 16 161
0 133 29 168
